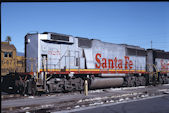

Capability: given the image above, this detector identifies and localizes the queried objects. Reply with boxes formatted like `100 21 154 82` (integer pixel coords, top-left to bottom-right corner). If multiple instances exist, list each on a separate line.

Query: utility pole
151 40 152 49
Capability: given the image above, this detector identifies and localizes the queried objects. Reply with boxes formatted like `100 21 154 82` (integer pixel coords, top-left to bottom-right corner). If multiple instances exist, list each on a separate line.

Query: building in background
1 42 25 76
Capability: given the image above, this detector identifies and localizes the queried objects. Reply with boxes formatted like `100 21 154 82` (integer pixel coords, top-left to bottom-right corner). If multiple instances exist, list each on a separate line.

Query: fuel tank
90 77 124 89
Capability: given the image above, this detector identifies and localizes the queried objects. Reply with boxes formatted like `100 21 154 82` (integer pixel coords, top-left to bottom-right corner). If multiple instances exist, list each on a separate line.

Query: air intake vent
51 34 69 41
127 48 146 56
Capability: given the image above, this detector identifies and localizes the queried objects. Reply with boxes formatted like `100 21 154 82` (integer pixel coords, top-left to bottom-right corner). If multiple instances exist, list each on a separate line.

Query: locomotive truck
1 32 169 95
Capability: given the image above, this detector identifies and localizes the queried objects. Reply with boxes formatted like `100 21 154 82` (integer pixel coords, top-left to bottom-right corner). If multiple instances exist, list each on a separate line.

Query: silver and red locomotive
24 32 169 94
2 32 169 95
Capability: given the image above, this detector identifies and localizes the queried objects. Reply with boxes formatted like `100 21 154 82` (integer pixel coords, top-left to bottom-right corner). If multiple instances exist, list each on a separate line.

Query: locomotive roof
43 32 72 37
76 36 120 45
76 36 147 51
26 32 72 37
147 49 169 59
147 48 169 53
25 32 168 54
120 44 145 50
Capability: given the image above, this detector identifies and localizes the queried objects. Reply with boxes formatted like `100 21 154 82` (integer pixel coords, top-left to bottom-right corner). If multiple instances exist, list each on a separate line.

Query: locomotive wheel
31 81 37 95
163 76 168 84
31 87 36 95
18 83 26 95
15 80 26 95
126 76 136 87
135 77 141 86
147 64 159 85
159 76 163 84
27 79 37 95
140 77 146 86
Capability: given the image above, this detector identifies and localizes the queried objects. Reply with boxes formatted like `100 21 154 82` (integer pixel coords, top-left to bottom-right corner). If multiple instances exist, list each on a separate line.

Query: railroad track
2 84 169 113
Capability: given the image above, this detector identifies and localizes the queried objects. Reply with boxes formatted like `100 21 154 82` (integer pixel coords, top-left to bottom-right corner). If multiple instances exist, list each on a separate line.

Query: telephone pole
151 40 152 49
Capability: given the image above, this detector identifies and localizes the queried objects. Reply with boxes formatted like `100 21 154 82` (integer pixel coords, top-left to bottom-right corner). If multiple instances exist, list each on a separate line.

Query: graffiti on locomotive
160 59 169 71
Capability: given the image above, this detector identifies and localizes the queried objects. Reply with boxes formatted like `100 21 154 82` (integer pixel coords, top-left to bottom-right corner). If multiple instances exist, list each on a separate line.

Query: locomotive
2 32 169 95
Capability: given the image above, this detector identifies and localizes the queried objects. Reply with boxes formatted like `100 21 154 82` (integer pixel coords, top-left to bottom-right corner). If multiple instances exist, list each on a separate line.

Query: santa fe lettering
95 53 133 69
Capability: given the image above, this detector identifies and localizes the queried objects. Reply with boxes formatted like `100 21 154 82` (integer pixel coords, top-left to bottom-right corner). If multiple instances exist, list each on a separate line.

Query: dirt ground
2 84 169 113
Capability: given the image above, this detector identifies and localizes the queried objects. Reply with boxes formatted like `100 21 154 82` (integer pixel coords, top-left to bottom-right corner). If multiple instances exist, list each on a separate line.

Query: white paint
74 105 80 108
119 98 124 102
28 96 34 99
89 89 104 93
22 107 30 110
109 100 114 103
84 48 95 68
41 104 54 108
89 102 104 106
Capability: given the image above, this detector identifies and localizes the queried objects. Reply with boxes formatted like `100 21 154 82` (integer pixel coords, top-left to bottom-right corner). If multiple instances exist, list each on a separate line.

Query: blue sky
2 2 169 52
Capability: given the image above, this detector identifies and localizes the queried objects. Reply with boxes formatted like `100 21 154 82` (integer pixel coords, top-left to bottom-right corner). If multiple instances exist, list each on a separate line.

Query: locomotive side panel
78 38 147 74
83 40 147 75
155 58 169 75
128 56 146 71
146 49 154 72
26 33 86 73
25 34 39 72
38 34 85 71
91 39 126 70
147 49 169 75
154 50 169 76
146 49 169 84
126 47 146 72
